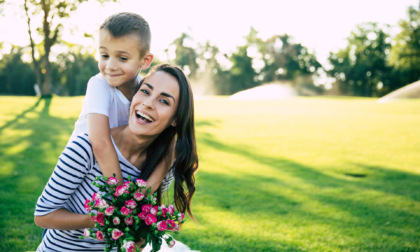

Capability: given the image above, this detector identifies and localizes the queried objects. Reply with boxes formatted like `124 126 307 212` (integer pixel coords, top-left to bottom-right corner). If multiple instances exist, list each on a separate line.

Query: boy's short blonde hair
100 12 151 58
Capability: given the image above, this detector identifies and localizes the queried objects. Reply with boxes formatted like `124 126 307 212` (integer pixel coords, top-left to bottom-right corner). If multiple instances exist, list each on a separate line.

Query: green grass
1 95 419 251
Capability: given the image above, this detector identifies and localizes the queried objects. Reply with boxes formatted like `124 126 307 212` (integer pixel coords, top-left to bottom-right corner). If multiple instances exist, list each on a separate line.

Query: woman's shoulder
66 133 94 161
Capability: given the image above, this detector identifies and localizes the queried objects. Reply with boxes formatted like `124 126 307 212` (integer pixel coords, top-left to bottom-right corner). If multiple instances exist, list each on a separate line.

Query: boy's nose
106 58 118 70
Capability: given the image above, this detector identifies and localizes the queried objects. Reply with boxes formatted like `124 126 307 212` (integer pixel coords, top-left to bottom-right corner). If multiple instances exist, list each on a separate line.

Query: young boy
69 12 171 191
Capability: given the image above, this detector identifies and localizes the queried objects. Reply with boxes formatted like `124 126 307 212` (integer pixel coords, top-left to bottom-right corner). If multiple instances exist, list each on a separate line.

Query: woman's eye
140 89 149 95
100 54 109 59
160 99 170 106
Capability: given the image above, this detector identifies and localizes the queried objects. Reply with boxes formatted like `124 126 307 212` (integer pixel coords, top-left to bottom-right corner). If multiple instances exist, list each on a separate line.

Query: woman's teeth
136 111 152 123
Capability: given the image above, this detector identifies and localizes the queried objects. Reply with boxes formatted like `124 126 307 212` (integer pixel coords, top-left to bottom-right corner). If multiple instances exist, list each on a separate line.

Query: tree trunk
24 0 42 91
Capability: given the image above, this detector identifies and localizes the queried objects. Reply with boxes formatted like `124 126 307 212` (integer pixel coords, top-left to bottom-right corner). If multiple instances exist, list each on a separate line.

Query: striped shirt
34 133 174 252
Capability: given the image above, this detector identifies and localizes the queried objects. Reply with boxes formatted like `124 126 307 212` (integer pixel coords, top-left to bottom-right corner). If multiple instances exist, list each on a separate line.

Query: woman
34 64 198 251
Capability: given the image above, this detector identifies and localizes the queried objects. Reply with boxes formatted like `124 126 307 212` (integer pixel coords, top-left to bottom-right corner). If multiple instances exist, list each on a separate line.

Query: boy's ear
141 53 154 70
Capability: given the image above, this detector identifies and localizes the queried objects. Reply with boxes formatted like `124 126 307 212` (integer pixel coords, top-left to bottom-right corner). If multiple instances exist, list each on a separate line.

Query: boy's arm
88 113 124 185
146 139 176 194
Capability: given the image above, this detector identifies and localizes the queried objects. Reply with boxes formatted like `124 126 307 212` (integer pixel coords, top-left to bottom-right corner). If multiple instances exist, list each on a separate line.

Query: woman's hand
135 239 146 252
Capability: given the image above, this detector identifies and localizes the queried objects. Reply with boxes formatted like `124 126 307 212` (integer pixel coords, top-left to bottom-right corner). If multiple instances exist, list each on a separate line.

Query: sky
1 0 418 66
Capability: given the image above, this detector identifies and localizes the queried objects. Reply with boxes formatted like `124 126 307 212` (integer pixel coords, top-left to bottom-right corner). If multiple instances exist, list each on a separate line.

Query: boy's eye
119 57 128 61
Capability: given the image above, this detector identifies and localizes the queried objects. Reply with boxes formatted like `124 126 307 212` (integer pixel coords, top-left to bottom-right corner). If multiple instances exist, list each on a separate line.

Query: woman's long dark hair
138 64 198 219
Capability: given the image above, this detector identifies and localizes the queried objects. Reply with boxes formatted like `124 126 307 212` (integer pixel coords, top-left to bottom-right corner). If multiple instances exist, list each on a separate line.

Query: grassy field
0 95 419 251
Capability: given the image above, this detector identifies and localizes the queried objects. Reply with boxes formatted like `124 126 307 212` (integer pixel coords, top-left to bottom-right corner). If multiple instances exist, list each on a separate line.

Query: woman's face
129 71 179 137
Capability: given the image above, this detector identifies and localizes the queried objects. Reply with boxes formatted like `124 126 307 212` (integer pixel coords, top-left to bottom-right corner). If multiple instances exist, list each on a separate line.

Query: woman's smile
135 110 153 124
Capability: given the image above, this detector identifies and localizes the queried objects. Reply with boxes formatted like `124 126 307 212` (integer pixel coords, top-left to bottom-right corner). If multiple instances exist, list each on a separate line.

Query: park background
0 0 419 251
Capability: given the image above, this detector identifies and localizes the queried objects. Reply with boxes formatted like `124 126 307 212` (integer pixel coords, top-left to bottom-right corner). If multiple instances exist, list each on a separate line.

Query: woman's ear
171 120 177 127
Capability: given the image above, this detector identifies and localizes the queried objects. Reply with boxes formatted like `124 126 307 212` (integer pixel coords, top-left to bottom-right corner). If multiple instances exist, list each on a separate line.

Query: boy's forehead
99 29 142 52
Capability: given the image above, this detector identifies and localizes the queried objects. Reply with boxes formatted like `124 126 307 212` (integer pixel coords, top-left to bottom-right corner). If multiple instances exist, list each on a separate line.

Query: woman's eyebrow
144 83 176 102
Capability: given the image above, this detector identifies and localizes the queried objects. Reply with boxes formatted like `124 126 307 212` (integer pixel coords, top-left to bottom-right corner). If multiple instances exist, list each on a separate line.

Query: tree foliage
328 22 392 96
170 33 199 80
22 0 116 96
261 34 321 82
389 2 420 86
0 47 36 95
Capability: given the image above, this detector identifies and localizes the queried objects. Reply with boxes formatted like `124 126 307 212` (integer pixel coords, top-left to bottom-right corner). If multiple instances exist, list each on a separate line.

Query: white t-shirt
68 73 142 143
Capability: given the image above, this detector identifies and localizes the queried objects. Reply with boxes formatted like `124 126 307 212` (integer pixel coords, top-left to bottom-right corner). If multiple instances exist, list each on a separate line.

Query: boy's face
98 30 146 88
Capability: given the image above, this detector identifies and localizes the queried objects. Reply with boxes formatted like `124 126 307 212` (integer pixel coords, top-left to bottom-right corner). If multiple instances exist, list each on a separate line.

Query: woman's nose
142 99 153 109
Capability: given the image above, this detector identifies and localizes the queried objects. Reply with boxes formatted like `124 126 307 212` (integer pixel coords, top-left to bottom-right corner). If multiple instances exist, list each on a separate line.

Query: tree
227 44 258 94
0 47 36 95
22 0 116 96
260 34 321 82
54 47 98 96
195 41 231 95
328 22 391 96
170 33 199 80
389 2 420 87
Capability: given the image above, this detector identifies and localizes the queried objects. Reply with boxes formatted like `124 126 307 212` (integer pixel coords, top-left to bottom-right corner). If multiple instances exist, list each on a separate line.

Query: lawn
0 95 419 251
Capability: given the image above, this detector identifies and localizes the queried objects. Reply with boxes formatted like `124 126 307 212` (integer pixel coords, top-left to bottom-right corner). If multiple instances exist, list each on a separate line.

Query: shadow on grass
0 97 42 133
192 120 420 251
0 97 75 252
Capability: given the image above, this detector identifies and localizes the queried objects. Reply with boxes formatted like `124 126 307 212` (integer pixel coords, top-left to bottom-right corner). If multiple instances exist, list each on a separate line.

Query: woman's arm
88 113 124 185
34 208 94 230
34 135 95 229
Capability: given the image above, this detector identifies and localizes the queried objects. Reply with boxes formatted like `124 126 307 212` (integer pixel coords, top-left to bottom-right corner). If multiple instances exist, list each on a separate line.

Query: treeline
0 4 419 97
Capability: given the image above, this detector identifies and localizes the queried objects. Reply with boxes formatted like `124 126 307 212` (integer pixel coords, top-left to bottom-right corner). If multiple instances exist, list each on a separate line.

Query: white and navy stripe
34 133 174 251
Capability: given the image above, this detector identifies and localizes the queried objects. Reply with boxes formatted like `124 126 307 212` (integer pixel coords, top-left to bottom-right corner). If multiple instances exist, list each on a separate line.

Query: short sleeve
161 166 175 194
83 74 112 117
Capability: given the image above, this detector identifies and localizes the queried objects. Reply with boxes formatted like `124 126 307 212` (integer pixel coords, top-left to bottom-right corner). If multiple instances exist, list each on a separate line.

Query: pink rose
172 223 179 232
177 213 185 222
92 192 101 201
125 216 134 225
157 220 167 231
96 230 105 241
145 213 157 225
111 228 124 240
113 216 120 225
123 241 136 252
94 198 109 209
138 212 147 220
168 205 175 215
150 206 158 215
125 199 137 209
83 228 91 237
167 239 176 248
95 212 105 226
135 179 147 188
167 219 176 230
121 206 130 216
84 199 92 212
160 205 168 217
123 181 131 189
114 185 129 197
134 192 144 201
107 177 119 185
105 206 115 216
141 204 152 213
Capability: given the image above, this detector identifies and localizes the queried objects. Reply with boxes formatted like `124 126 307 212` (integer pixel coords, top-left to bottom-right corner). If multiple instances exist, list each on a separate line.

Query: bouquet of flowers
80 175 185 252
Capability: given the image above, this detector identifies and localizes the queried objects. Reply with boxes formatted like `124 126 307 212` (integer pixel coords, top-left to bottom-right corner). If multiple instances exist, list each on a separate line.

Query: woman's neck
111 126 155 170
